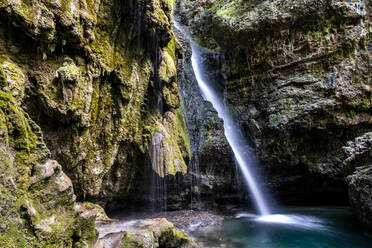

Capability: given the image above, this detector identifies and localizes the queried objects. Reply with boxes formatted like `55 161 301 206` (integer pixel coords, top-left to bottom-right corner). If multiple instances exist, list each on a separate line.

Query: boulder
347 165 372 231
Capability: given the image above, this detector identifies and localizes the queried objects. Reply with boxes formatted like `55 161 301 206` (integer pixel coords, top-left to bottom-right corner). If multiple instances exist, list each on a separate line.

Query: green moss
159 51 177 82
203 120 214 147
164 36 177 62
73 216 98 246
143 122 159 144
354 95 372 110
13 118 36 151
89 0 137 70
122 233 146 248
0 66 6 87
0 91 11 108
347 110 356 120
158 226 194 248
162 84 180 109
0 56 98 247
0 224 29 248
175 108 191 157
12 0 36 24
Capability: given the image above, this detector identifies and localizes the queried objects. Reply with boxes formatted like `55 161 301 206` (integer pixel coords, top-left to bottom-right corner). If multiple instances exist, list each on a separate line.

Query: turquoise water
221 207 372 248
189 207 372 248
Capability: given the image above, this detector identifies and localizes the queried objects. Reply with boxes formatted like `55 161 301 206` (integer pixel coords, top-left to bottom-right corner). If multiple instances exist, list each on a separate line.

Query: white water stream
174 21 270 216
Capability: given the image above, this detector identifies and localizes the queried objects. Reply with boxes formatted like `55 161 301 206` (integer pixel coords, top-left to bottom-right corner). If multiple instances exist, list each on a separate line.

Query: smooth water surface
189 207 372 248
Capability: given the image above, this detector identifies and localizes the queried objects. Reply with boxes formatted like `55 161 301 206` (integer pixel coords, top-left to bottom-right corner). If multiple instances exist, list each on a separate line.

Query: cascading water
173 20 270 216
191 45 270 216
173 19 348 226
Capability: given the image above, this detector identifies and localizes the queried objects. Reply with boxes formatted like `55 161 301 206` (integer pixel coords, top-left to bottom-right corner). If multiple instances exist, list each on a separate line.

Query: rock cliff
1 0 372 245
0 0 190 245
175 0 371 220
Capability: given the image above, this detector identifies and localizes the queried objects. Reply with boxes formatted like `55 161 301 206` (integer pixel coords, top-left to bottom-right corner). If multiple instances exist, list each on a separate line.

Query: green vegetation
158 226 195 248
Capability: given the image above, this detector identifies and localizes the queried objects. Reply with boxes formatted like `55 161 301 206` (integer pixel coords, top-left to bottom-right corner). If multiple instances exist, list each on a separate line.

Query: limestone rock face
176 0 371 205
344 132 372 172
347 165 372 231
345 132 372 230
0 62 96 247
0 0 190 208
0 0 190 245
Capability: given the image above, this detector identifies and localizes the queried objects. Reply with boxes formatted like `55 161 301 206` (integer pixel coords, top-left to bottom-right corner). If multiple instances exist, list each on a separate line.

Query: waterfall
174 21 270 216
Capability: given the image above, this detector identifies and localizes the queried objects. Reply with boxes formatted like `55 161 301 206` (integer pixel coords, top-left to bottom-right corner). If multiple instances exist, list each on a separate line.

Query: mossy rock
122 232 148 248
159 51 177 82
0 55 98 247
150 110 190 177
158 226 195 248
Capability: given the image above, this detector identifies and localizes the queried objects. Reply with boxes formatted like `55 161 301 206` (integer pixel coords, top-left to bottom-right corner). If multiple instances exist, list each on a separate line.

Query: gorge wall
0 0 191 246
175 0 372 227
0 0 372 246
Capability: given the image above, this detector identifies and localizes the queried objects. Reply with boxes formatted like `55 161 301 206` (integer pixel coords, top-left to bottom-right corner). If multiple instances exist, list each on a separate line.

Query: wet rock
0 59 97 246
343 132 372 172
347 165 372 231
0 0 191 245
177 0 372 205
0 0 190 212
344 132 372 230
95 218 195 248
30 159 58 184
156 210 226 248
172 20 239 207
75 202 111 222
150 111 189 178
96 231 126 248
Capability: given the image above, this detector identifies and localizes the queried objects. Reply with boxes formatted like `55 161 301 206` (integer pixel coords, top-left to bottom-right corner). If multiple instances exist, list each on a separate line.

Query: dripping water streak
150 132 167 212
190 154 200 209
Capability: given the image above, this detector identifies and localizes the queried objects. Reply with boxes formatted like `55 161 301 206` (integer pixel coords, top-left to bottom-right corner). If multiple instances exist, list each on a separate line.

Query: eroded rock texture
0 0 190 245
0 62 97 246
346 132 372 230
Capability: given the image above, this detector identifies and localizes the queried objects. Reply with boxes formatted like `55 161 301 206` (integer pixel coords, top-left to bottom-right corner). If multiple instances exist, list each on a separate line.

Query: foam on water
256 214 325 228
236 212 326 230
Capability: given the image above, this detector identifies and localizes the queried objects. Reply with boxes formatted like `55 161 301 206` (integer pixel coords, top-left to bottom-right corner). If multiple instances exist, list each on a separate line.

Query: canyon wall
0 0 190 245
176 0 372 225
